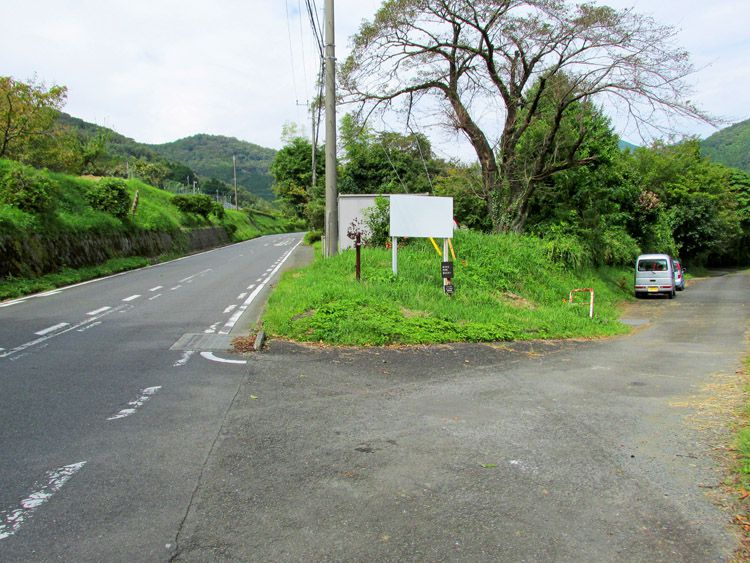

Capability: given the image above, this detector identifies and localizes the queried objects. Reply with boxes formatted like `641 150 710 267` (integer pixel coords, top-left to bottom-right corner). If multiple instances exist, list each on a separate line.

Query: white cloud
1 0 747 158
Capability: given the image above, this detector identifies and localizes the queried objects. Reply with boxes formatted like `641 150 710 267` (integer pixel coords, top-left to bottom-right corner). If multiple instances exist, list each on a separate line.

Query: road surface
173 271 750 561
0 233 304 561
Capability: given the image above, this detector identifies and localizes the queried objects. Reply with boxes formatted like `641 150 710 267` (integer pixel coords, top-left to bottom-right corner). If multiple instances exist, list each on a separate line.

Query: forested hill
701 118 750 172
148 135 276 200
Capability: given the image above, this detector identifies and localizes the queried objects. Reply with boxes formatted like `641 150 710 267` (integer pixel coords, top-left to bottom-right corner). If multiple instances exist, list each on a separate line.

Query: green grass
0 256 152 300
263 229 632 345
0 159 294 299
735 355 750 491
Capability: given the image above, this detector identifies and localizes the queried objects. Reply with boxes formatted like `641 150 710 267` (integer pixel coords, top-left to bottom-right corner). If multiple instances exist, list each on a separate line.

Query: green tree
339 114 442 195
0 76 67 160
342 1 709 233
269 136 323 225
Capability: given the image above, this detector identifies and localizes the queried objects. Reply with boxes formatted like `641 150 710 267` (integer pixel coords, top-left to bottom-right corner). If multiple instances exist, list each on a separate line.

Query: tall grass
263 229 632 345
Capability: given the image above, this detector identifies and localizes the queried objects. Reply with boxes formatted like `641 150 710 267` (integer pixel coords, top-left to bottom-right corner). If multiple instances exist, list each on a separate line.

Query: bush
0 163 56 213
172 194 213 218
304 230 322 244
363 196 390 247
211 201 226 219
539 224 591 269
86 177 131 219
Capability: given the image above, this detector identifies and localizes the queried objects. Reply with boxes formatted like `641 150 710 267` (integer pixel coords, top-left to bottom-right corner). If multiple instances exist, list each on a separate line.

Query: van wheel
668 290 675 299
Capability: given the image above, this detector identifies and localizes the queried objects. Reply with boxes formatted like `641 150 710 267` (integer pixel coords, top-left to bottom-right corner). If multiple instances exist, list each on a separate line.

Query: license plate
648 286 659 292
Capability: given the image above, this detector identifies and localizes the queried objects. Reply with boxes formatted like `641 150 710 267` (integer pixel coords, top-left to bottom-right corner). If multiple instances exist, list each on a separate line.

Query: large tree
341 0 709 232
0 76 67 160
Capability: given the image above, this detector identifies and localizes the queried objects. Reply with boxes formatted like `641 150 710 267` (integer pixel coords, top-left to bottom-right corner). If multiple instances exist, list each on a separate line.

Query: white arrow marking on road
0 462 86 541
34 323 70 336
173 351 195 367
107 386 162 420
200 352 247 365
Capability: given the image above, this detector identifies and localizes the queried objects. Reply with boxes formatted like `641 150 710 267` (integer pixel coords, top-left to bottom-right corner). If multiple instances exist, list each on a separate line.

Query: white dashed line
170 285 182 291
223 305 237 314
122 294 141 302
87 306 111 316
237 293 247 300
107 386 162 421
256 278 263 283
34 323 70 336
180 269 212 283
246 284 256 290
148 293 162 301
150 286 163 292
0 462 86 541
77 321 102 333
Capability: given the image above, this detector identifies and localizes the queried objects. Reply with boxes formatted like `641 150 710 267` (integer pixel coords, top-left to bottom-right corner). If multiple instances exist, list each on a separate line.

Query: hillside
56 114 277 200
149 134 276 200
701 117 750 172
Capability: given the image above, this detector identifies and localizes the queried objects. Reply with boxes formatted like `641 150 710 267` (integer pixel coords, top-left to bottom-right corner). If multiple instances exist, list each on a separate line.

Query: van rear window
638 259 668 271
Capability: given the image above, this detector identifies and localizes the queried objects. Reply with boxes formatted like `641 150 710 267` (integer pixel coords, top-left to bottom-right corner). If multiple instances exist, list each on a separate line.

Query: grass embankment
0 160 293 299
263 229 632 345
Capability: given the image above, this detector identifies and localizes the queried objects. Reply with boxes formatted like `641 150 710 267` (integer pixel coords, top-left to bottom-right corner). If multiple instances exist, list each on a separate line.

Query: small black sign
444 283 455 295
441 261 454 278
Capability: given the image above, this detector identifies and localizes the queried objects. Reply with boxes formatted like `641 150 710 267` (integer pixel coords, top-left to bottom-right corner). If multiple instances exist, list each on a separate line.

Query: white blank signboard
389 195 453 238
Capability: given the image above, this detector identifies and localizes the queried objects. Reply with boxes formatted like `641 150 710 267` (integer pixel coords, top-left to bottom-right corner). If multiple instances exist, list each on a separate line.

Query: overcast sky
2 0 748 159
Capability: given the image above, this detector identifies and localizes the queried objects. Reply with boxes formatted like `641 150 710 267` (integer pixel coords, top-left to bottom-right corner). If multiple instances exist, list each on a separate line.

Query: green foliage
171 193 214 218
211 201 226 219
150 133 277 200
304 230 322 244
433 165 492 231
701 118 750 173
537 224 591 269
0 76 67 160
263 229 631 346
338 114 444 195
0 161 56 213
270 136 323 223
363 196 390 247
86 177 130 219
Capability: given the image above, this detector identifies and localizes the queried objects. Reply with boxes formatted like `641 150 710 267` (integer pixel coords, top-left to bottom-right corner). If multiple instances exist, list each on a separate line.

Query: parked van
634 254 676 299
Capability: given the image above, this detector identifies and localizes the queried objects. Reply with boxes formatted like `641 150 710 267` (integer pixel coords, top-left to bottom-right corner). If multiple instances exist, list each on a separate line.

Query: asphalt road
0 232 304 561
173 271 750 562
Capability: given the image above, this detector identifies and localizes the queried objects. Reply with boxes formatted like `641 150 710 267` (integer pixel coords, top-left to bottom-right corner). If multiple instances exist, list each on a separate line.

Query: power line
284 0 301 107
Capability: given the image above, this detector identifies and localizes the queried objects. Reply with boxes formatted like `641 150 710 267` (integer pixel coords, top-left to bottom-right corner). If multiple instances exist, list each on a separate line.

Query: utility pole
324 0 338 257
232 154 239 210
311 107 317 195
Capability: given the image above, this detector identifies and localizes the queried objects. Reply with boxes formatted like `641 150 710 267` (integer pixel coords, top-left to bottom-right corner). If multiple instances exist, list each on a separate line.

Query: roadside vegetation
263 229 631 345
0 159 295 300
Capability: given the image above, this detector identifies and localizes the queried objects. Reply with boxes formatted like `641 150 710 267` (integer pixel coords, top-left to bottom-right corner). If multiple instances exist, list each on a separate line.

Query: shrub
0 163 56 213
304 230 322 244
86 177 131 219
172 194 213 218
211 201 226 219
363 196 390 247
540 224 591 269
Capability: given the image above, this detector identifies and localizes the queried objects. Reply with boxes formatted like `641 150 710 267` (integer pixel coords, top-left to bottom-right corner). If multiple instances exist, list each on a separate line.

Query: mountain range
57 113 277 200
701 117 750 173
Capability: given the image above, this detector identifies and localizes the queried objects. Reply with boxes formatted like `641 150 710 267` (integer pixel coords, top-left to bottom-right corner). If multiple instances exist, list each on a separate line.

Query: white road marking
180 269 213 283
0 462 86 541
1 306 122 359
150 285 163 292
0 298 29 308
200 352 247 365
122 294 141 302
170 285 182 291
246 284 256 290
37 290 62 297
107 386 162 420
223 305 237 314
148 293 162 301
173 351 195 367
34 323 70 336
256 278 263 283
237 293 247 300
87 306 111 316
76 321 102 333
265 268 273 273
218 241 302 335
204 322 220 334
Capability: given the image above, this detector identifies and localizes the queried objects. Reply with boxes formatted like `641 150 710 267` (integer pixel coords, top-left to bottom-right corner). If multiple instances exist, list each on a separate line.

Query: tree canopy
342 0 710 232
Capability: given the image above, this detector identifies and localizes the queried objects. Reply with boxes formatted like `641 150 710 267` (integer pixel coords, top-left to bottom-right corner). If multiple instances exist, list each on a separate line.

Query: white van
634 254 676 299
